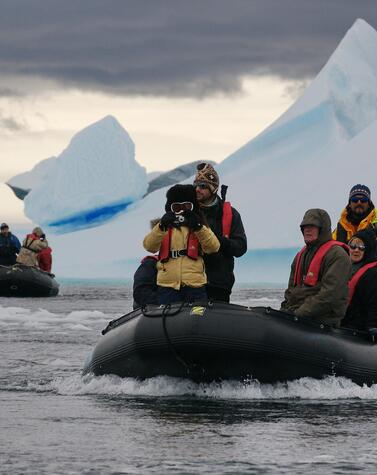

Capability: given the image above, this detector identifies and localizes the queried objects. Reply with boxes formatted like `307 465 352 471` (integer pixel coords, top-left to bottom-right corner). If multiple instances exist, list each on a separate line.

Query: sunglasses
349 243 366 251
170 202 193 214
195 183 209 190
350 196 369 203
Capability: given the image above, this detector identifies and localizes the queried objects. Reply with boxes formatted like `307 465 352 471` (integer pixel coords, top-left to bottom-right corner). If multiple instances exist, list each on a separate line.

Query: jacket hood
350 228 377 263
300 209 332 245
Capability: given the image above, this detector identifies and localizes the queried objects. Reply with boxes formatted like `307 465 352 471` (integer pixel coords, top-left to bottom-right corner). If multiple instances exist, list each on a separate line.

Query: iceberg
17 115 148 233
7 156 57 200
12 19 377 283
146 160 216 195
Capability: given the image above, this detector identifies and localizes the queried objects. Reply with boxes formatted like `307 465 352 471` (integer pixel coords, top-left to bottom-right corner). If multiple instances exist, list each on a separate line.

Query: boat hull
0 264 59 297
83 303 377 385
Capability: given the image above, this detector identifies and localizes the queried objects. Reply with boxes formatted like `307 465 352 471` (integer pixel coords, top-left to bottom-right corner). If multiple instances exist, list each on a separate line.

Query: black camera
173 214 186 227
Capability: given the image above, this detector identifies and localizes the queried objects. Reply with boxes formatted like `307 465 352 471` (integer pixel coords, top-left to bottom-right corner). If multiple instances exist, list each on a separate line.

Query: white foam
0 305 108 329
39 374 377 401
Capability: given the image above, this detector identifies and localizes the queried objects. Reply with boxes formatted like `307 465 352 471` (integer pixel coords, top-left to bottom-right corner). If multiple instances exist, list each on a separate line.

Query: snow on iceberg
7 156 57 200
22 115 147 233
24 19 377 281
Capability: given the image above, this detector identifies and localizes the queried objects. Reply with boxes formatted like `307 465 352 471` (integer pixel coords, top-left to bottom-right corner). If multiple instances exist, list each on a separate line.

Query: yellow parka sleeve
195 225 220 254
143 223 167 254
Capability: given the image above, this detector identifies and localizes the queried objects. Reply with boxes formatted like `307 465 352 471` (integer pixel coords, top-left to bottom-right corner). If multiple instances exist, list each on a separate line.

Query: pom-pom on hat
349 184 371 201
193 162 219 194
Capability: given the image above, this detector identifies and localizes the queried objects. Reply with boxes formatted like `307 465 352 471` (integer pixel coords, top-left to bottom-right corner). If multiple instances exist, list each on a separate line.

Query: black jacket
201 198 247 294
342 228 377 330
133 256 158 309
342 267 377 330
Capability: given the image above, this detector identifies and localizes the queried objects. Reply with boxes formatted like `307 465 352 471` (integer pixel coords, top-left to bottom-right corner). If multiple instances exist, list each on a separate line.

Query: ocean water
2 282 377 475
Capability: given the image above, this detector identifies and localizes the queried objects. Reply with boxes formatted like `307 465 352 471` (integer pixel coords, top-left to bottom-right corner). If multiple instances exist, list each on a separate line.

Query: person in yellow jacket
143 184 220 304
332 184 376 243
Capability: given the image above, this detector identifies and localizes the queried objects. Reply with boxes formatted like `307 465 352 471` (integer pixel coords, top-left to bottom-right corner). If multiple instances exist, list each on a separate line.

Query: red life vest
159 228 200 262
141 255 158 264
158 201 234 262
293 240 349 287
348 261 377 304
222 201 233 238
37 247 52 272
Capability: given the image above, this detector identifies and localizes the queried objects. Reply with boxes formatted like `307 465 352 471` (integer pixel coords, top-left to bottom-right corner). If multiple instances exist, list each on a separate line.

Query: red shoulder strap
348 261 377 304
158 228 172 262
222 201 233 238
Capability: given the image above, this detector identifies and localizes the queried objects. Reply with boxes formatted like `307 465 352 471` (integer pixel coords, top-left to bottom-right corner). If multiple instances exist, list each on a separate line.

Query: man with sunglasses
332 184 376 243
193 163 247 303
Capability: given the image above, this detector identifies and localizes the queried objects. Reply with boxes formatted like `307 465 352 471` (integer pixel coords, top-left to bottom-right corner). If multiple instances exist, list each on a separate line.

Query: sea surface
2 282 377 474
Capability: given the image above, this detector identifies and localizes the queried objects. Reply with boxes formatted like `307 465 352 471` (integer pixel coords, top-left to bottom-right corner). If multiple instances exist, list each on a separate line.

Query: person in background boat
342 229 377 333
281 209 351 327
143 184 220 305
332 184 376 243
133 219 159 309
37 235 53 273
16 227 48 268
193 162 247 302
0 223 21 266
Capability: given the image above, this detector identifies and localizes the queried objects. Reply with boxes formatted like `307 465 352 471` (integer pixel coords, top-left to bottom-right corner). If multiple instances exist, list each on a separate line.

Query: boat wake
20 373 377 401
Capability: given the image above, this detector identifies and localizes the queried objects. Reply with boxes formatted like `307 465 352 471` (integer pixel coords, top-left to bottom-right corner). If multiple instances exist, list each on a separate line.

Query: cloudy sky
1 0 376 222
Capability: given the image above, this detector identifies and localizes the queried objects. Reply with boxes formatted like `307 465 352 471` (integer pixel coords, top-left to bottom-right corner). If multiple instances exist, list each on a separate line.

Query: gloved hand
159 211 176 231
183 210 202 231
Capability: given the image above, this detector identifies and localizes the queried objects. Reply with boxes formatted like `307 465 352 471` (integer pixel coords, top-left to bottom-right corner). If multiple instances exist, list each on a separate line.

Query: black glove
183 210 202 231
159 212 176 231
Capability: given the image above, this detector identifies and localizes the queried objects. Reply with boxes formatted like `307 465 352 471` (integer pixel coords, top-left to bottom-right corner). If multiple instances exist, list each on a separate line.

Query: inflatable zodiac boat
0 264 59 297
83 302 377 386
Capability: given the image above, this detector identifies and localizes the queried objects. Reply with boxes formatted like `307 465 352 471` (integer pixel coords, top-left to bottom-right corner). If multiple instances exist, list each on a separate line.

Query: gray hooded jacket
281 209 351 326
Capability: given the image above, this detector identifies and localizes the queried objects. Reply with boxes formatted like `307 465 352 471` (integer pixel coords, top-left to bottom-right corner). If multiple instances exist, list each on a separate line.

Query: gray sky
1 1 376 222
0 0 376 98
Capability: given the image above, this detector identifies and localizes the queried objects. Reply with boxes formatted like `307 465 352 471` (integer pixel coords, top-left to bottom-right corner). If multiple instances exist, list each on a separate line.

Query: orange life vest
293 240 349 287
348 261 377 304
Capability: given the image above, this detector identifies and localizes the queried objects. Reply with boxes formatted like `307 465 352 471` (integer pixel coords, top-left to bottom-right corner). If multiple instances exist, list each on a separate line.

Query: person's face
0 226 9 236
195 184 213 205
349 195 369 216
302 225 319 244
349 237 366 263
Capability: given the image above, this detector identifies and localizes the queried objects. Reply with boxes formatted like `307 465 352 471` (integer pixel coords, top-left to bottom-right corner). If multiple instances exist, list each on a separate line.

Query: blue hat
349 184 371 201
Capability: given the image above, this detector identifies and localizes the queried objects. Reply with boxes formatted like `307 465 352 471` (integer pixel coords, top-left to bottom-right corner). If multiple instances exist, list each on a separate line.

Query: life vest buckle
170 249 186 259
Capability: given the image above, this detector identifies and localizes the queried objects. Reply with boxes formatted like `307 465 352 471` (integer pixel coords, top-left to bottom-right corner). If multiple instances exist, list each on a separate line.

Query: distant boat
0 264 59 297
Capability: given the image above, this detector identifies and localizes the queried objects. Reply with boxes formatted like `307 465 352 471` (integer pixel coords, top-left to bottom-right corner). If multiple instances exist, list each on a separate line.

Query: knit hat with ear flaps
193 162 219 194
165 184 199 213
349 228 377 263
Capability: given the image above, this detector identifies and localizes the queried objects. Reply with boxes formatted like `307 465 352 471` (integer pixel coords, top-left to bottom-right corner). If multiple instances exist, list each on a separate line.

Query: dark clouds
0 0 376 97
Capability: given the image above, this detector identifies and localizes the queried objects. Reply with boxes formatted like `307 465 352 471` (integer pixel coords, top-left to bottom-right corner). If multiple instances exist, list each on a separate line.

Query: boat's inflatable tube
0 264 59 297
83 302 377 385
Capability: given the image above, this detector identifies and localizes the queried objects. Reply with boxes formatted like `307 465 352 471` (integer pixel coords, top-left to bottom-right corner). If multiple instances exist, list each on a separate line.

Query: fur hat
193 162 219 194
349 184 371 201
165 184 198 212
